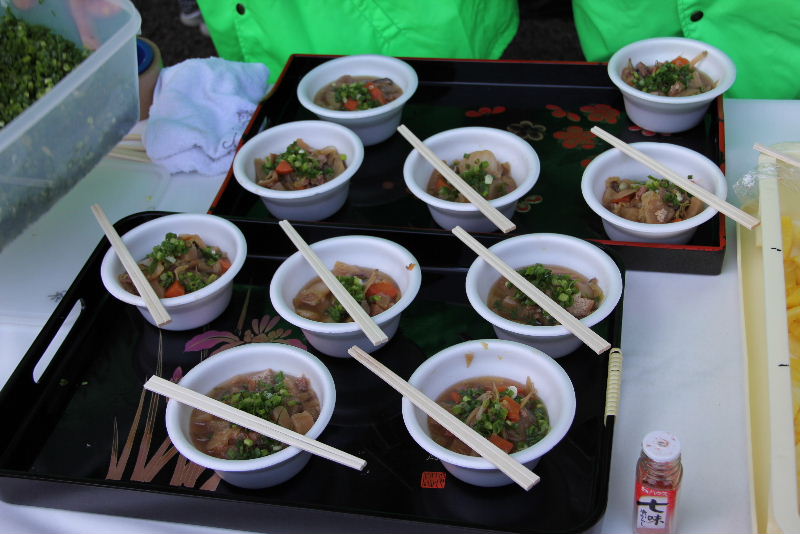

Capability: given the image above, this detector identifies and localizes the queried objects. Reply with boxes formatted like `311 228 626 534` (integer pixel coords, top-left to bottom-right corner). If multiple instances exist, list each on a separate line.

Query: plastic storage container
739 142 800 533
0 0 141 252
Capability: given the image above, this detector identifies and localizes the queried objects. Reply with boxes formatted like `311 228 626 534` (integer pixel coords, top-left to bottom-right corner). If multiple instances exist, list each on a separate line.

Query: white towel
145 57 270 175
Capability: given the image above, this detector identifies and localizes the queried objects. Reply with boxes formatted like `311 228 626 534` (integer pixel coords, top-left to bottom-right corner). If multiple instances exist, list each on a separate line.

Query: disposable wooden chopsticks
590 126 761 230
753 143 800 169
451 226 611 355
144 376 366 471
108 147 151 163
91 204 172 326
396 124 516 234
277 220 388 346
347 346 539 490
109 133 151 163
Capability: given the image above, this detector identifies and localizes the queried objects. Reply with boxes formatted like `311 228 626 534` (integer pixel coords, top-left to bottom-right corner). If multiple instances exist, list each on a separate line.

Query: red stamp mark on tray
420 471 447 489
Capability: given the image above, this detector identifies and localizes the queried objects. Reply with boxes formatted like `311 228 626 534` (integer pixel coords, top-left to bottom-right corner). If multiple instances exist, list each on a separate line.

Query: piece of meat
291 411 315 435
455 150 503 178
296 280 330 307
567 296 596 318
683 196 704 219
640 190 676 223
331 261 372 279
273 406 293 429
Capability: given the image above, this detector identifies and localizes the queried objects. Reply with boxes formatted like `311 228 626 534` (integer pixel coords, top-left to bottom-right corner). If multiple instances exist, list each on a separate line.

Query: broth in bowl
190 368 321 460
488 263 603 327
426 149 516 202
431 375 550 455
118 232 231 299
293 261 401 323
313 75 403 111
621 52 716 97
254 138 347 191
602 175 704 224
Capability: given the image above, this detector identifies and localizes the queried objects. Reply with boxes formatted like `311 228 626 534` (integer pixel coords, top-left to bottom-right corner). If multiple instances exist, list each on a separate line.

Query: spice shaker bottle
633 430 683 534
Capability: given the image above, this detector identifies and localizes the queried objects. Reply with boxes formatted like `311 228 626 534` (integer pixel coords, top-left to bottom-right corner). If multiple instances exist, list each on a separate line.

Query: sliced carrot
344 99 359 111
489 434 514 454
610 192 635 203
366 82 387 104
165 280 186 298
449 390 462 403
219 257 232 273
671 56 690 66
501 396 521 422
275 160 294 175
365 281 399 299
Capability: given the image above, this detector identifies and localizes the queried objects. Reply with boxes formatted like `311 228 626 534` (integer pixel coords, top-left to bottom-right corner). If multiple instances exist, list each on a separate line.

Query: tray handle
604 347 623 425
0 241 108 451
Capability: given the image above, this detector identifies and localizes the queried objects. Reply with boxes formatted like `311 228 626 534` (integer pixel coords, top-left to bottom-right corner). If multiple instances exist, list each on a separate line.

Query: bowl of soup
100 213 247 331
296 54 418 146
608 37 736 133
232 120 364 221
465 233 622 358
402 338 576 487
403 126 540 232
269 234 422 358
581 142 727 244
164 342 336 489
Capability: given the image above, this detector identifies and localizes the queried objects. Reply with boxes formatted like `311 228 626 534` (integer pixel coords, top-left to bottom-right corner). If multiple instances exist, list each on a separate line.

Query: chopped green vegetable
178 271 208 292
438 156 507 200
326 275 365 322
629 61 695 95
202 246 221 264
332 81 382 110
639 174 696 211
505 263 580 319
448 385 549 452
261 140 331 179
158 271 175 289
0 11 91 127
148 233 189 267
220 372 299 460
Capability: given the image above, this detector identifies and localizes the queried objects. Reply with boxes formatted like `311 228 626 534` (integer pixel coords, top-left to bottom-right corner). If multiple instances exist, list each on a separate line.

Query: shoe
179 9 203 27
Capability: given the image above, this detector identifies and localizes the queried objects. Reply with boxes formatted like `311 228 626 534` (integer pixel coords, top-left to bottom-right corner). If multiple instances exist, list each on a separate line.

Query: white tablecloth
2 99 798 533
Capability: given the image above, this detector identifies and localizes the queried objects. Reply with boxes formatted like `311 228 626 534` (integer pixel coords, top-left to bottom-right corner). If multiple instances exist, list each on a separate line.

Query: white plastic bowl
403 127 540 232
100 213 247 331
232 120 364 221
465 233 623 358
164 343 336 489
581 142 727 244
608 37 736 133
296 54 418 146
402 338 576 487
269 235 422 358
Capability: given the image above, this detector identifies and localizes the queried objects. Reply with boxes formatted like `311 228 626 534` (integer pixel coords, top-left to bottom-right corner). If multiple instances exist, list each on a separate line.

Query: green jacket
197 0 519 85
573 0 800 99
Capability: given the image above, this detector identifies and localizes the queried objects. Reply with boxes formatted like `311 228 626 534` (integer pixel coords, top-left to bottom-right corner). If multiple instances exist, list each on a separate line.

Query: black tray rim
0 211 623 534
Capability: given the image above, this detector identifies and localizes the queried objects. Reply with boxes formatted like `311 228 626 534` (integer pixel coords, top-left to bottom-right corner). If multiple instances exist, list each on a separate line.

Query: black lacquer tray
0 213 623 534
210 55 726 275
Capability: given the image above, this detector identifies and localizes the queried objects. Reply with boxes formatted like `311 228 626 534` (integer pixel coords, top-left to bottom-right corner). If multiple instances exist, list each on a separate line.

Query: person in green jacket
572 0 800 100
196 0 519 85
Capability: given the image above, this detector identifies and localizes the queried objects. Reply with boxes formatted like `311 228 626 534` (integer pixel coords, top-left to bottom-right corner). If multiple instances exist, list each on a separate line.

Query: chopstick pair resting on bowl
590 126 760 230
